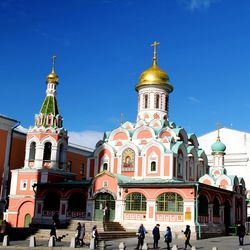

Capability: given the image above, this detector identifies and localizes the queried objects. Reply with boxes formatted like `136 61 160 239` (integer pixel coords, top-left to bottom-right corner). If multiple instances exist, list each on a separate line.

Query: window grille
156 192 183 212
125 192 146 211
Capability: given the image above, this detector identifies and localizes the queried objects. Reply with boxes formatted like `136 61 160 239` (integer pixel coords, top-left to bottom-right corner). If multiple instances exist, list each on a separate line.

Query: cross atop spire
216 122 222 141
52 55 56 73
151 41 160 65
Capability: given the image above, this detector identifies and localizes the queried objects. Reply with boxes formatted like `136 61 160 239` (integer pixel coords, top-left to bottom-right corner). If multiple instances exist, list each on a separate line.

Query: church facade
5 44 247 238
86 43 246 238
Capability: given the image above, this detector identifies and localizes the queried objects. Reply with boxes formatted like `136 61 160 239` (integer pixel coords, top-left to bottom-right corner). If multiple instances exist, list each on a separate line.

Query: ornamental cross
216 122 222 139
52 55 56 72
120 112 124 125
150 41 160 60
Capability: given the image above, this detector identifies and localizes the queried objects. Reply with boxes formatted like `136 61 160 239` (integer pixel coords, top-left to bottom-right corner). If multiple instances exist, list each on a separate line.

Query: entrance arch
68 192 86 218
43 192 60 213
94 193 115 221
24 214 31 228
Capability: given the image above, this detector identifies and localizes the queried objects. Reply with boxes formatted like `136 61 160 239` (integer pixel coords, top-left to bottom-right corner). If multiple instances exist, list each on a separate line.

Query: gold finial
150 41 160 65
120 112 124 125
216 122 222 141
52 55 56 73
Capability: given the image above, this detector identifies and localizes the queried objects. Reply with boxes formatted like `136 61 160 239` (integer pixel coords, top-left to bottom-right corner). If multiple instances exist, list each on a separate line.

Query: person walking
75 222 81 246
50 222 57 241
152 224 160 249
79 223 85 246
92 225 99 249
164 226 172 250
183 225 192 250
237 223 246 246
135 224 147 250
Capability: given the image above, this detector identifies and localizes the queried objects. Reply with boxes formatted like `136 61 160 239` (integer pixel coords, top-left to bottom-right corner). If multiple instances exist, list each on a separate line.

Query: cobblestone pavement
0 235 250 249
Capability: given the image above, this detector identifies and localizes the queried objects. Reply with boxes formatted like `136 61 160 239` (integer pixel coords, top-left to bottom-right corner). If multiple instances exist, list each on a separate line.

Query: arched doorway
68 192 86 218
94 193 115 221
43 192 60 214
24 214 31 228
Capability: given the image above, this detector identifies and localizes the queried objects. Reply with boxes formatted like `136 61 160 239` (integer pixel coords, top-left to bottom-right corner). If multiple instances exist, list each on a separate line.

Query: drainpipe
195 182 201 239
2 121 21 211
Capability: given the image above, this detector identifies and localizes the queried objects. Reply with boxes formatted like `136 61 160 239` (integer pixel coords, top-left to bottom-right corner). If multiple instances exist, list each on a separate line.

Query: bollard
29 235 36 247
142 242 149 250
212 247 218 250
2 235 9 247
191 246 196 250
172 245 178 250
99 240 106 250
48 235 56 247
70 237 76 248
119 242 126 250
90 238 95 249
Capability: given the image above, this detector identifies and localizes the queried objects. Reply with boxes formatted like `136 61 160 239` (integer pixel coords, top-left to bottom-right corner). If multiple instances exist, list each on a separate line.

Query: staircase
31 220 136 242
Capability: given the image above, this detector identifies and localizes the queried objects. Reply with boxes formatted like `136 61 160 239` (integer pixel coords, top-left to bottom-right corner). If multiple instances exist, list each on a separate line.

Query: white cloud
68 130 103 149
179 0 220 11
188 96 200 104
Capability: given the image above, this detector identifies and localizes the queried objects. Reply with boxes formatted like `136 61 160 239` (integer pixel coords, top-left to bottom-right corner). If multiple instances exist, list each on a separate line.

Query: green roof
40 95 59 116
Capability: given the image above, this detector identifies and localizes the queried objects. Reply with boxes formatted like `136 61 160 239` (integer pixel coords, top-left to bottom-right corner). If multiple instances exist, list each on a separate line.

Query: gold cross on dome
150 41 160 63
52 55 56 73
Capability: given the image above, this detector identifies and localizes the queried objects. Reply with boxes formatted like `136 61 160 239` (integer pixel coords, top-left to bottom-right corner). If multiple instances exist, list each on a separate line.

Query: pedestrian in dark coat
237 223 246 246
152 224 160 249
164 226 172 250
135 224 147 250
50 222 57 240
183 225 192 249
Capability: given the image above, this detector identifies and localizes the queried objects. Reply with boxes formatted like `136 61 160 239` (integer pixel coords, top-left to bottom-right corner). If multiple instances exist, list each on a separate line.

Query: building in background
4 59 92 227
199 127 250 218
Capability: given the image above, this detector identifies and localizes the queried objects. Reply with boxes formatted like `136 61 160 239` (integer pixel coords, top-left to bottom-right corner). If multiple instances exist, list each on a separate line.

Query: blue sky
1 0 250 148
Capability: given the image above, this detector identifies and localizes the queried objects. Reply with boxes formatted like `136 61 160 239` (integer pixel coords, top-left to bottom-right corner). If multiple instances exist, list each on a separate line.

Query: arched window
43 142 52 161
213 197 220 217
58 144 64 169
103 163 108 171
151 161 156 172
125 192 146 211
144 94 148 109
177 152 183 176
165 95 169 111
29 142 36 161
155 94 160 109
198 195 208 215
189 157 194 178
156 192 183 212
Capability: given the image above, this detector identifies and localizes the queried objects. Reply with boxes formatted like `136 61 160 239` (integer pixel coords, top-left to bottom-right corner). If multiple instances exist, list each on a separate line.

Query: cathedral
4 43 247 239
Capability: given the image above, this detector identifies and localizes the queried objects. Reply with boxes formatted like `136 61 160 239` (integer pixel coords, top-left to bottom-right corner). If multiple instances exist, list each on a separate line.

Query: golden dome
47 72 58 83
46 55 59 84
135 41 173 92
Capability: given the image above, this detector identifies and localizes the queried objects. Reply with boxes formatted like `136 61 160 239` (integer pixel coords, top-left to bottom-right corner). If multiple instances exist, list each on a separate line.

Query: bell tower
135 42 173 123
24 56 68 170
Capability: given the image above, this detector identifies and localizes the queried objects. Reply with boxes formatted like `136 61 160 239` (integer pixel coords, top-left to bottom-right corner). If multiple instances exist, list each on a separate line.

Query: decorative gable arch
109 128 130 141
188 133 199 148
132 126 155 141
199 174 215 186
216 175 232 190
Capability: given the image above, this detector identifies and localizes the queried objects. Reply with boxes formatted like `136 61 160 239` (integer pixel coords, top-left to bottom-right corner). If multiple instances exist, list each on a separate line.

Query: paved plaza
0 235 249 250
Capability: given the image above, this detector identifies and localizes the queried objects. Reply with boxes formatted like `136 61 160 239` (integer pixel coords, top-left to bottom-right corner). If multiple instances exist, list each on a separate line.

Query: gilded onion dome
47 55 59 84
135 41 173 92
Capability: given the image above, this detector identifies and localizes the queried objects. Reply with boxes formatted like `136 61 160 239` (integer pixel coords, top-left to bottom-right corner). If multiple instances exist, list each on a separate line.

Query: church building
86 42 246 238
5 43 247 239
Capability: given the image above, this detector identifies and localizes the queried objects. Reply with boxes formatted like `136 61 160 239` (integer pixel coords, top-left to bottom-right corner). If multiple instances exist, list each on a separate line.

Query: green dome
211 138 226 154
